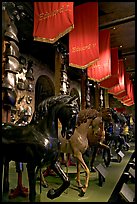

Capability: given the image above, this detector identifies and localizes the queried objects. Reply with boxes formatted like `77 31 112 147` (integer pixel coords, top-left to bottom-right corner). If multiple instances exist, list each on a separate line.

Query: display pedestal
119 183 135 202
9 172 28 199
117 150 125 163
95 163 107 187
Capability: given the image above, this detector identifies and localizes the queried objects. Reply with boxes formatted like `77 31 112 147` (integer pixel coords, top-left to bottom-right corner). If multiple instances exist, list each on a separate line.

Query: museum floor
2 142 135 202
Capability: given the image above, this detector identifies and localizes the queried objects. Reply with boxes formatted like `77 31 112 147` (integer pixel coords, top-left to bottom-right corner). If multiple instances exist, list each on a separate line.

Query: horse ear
67 95 78 104
69 95 76 101
74 97 79 102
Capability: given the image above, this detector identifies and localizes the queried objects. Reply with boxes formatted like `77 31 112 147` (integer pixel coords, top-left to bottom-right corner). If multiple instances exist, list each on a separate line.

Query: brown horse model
58 108 109 196
39 108 112 196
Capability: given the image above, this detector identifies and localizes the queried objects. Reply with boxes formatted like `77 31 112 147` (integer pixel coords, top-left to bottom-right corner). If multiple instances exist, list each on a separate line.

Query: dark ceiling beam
99 15 135 30
121 51 135 57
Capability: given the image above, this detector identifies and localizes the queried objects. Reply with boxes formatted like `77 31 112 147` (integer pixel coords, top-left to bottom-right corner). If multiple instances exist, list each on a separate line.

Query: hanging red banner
69 2 99 69
33 2 74 43
114 73 130 100
120 80 134 103
99 47 119 88
108 59 126 95
87 29 111 81
122 100 134 106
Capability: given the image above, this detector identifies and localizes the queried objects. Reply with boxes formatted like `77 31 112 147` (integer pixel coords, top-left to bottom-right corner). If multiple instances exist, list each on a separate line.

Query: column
55 50 61 95
104 89 109 108
81 69 86 110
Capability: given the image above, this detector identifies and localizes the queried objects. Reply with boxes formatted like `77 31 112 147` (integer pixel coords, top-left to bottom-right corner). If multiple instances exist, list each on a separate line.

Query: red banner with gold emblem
33 2 74 43
108 59 126 95
69 2 99 69
87 29 111 81
99 47 119 88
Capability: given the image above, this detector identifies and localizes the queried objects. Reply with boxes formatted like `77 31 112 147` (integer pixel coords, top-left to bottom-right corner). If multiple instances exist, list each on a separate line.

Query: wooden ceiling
3 2 135 85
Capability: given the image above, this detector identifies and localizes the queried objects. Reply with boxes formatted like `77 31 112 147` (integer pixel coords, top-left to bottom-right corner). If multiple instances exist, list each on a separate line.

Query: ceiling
3 2 135 86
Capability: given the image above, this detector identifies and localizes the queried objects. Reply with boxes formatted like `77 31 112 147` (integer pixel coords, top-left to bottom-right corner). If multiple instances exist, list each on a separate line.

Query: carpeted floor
2 142 135 202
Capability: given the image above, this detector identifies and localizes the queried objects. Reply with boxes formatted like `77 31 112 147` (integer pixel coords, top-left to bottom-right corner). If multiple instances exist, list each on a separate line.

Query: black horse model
2 94 79 202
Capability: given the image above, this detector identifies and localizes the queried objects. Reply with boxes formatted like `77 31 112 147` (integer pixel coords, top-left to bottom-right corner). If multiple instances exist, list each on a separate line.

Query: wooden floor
2 142 135 202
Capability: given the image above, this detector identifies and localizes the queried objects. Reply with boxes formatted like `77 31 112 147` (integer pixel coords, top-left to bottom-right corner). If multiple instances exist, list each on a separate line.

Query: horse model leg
76 161 83 188
74 152 90 197
47 161 70 199
35 167 48 188
3 159 9 195
9 162 28 199
26 163 37 202
90 146 98 172
98 142 111 167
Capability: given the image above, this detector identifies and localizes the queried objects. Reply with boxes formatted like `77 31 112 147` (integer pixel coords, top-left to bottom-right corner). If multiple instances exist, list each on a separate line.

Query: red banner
33 2 74 43
108 59 126 95
99 47 119 88
87 29 111 81
123 101 134 106
122 99 134 106
121 80 134 103
69 2 99 69
114 73 130 100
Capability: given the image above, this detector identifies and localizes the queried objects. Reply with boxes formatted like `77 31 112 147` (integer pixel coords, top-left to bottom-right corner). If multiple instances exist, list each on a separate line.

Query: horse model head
32 94 79 140
57 95 79 139
99 107 112 122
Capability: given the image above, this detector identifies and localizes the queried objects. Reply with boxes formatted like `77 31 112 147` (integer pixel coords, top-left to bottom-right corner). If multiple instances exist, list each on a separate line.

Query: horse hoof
78 184 83 189
78 189 85 197
42 183 48 188
47 188 55 199
90 166 96 172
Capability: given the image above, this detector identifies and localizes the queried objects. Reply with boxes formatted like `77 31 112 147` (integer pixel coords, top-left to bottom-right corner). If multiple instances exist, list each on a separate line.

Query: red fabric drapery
87 29 111 82
99 47 119 88
120 80 134 104
108 59 126 95
33 2 74 43
114 73 130 100
122 100 134 106
69 2 99 69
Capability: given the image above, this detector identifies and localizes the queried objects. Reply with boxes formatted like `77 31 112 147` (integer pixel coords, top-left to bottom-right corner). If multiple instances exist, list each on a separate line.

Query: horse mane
31 94 78 123
77 108 99 126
